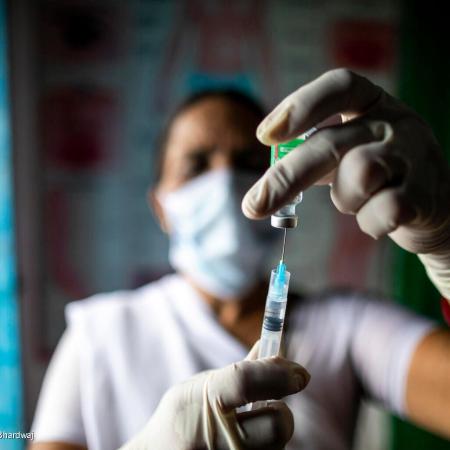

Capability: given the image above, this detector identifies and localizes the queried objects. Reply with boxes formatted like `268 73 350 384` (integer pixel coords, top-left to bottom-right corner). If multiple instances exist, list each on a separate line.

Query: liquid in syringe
258 260 291 359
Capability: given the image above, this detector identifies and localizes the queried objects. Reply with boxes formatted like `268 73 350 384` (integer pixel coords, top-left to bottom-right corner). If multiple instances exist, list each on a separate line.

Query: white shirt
31 274 435 449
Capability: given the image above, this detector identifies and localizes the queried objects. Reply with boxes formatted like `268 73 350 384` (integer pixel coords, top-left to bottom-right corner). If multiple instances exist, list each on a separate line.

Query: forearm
405 328 450 439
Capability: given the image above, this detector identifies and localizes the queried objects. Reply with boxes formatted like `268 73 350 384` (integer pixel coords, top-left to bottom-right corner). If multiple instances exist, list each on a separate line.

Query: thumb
209 357 310 411
245 341 260 361
223 401 294 450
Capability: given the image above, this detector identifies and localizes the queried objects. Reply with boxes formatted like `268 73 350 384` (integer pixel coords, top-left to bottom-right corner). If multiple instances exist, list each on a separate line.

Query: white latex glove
242 69 450 299
119 348 310 450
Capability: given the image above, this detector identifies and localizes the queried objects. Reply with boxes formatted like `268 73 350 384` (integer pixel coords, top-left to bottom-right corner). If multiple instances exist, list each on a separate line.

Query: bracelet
441 297 450 326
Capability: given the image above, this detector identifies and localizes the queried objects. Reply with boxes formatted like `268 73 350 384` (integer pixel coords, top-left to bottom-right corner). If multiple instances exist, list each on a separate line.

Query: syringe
258 229 290 360
247 232 290 411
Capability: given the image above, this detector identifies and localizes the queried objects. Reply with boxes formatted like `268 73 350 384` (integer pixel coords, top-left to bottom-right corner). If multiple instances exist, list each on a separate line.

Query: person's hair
153 89 266 184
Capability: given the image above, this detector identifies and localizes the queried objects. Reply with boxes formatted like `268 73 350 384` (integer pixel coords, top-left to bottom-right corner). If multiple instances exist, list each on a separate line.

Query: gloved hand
119 349 310 450
242 69 450 299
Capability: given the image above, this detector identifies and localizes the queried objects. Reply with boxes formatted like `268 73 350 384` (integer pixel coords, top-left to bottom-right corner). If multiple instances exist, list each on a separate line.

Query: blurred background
0 0 448 449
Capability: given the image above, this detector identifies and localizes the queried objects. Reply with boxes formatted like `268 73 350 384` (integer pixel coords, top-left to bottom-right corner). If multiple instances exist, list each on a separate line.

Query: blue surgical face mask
158 168 278 299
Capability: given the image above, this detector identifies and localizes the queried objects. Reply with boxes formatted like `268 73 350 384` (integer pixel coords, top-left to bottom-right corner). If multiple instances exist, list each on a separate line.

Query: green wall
391 1 450 449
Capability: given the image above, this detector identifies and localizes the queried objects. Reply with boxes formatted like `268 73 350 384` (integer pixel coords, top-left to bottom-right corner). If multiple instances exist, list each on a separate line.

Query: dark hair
153 89 266 184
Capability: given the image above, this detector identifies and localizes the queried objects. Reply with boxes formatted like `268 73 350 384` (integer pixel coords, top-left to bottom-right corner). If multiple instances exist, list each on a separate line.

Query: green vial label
270 137 306 166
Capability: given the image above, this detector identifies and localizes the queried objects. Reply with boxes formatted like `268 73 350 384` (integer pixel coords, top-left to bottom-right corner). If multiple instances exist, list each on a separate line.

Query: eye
233 148 269 174
181 151 210 180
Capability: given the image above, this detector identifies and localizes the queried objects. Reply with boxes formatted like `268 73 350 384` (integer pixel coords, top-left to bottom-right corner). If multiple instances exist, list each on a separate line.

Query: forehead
166 97 261 149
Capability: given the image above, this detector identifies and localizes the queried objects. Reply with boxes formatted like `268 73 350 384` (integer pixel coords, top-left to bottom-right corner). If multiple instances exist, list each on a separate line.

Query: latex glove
119 351 310 450
242 69 450 299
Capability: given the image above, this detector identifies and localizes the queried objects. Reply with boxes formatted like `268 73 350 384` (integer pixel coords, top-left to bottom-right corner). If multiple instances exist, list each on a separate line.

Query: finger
210 357 310 410
317 113 342 128
331 141 408 214
356 187 417 239
234 401 294 450
256 68 383 145
245 341 260 361
242 120 377 219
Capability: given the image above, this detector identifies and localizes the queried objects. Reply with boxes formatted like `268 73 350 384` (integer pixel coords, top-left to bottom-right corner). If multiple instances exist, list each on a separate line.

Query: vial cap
271 215 298 228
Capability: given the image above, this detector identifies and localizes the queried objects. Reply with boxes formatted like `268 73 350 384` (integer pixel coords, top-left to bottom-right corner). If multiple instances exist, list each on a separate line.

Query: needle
280 228 287 263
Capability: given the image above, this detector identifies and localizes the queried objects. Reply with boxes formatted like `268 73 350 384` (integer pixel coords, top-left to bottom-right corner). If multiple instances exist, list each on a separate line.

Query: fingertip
302 368 311 387
293 367 311 391
256 124 275 145
241 193 259 219
245 341 260 361
235 357 309 405
256 104 292 145
269 401 295 443
241 180 271 220
272 402 294 442
237 401 294 448
270 357 311 392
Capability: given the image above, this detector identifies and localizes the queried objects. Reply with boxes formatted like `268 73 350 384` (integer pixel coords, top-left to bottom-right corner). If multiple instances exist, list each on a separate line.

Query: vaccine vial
270 130 314 228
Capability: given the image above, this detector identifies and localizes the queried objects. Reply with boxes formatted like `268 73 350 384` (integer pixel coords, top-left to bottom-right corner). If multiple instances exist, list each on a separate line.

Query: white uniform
31 274 435 450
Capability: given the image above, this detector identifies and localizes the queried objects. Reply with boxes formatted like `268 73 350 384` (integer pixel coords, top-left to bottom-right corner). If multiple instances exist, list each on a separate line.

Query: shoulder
65 274 181 343
67 273 179 314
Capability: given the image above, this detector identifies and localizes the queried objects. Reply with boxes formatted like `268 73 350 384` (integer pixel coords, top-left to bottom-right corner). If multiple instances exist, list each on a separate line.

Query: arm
348 296 449 439
406 328 450 438
30 336 310 450
28 328 87 450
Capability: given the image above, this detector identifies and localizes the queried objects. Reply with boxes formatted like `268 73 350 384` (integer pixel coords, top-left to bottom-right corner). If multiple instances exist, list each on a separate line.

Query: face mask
158 168 277 299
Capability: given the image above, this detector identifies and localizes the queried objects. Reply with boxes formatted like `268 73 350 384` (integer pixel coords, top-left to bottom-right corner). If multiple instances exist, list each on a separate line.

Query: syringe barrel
258 268 291 359
248 268 291 411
